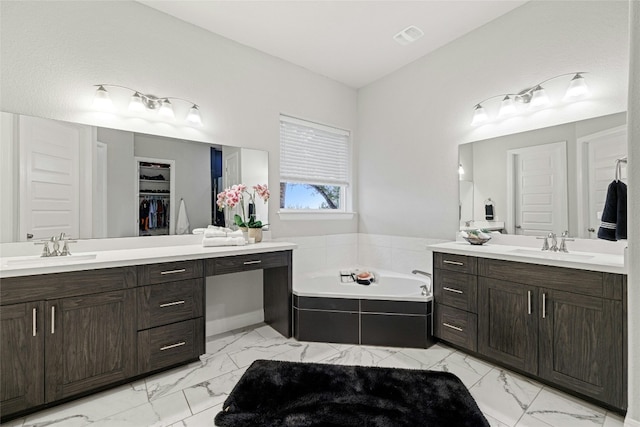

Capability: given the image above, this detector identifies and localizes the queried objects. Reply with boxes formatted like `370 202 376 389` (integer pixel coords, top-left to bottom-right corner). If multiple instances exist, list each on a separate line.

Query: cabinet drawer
138 318 204 374
434 304 477 351
434 269 478 313
137 279 204 330
1 267 137 305
138 260 203 286
206 251 288 276
434 252 477 274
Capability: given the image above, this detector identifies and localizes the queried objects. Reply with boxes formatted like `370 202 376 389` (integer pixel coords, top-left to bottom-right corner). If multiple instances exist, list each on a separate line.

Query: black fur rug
214 359 489 427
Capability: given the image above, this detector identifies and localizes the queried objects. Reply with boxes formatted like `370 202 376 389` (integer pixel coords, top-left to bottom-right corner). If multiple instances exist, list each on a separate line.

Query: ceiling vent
393 25 424 46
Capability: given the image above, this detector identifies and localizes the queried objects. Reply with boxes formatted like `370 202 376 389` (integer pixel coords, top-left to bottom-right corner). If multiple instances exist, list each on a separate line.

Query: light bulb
158 99 175 120
530 86 550 109
128 92 146 112
93 85 113 110
564 73 590 100
186 105 202 126
471 104 488 125
497 95 517 118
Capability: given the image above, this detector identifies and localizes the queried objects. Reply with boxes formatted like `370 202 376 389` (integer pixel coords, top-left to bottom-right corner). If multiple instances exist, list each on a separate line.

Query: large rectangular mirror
0 112 269 242
459 112 627 238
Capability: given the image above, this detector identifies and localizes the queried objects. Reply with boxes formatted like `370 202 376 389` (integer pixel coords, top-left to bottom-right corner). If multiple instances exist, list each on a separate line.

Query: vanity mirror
459 112 627 238
0 112 269 243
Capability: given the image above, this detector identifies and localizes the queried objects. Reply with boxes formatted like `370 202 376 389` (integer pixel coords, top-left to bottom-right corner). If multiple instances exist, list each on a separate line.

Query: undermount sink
508 248 594 261
3 253 98 267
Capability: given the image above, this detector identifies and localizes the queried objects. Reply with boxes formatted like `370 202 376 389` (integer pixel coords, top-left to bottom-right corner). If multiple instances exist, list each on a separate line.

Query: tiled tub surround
275 233 449 278
0 323 626 427
292 268 434 347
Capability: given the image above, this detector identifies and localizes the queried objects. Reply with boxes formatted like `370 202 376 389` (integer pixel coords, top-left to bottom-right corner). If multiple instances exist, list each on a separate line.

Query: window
279 115 350 212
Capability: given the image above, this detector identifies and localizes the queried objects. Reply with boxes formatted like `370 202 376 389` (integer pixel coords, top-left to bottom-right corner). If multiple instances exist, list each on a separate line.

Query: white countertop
428 241 626 274
0 241 297 278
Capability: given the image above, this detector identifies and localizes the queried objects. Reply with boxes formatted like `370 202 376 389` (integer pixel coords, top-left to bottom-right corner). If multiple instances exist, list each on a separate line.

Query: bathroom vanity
430 242 627 412
0 243 294 421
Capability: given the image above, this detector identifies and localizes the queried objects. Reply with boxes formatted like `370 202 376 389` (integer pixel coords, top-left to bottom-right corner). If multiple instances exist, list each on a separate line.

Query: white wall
0 0 358 239
357 1 628 240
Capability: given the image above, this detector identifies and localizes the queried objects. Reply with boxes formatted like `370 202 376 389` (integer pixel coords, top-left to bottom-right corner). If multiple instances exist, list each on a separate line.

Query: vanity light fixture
93 84 202 126
471 72 590 126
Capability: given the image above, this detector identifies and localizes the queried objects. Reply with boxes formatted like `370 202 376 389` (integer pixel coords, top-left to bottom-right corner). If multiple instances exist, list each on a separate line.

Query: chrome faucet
536 234 550 251
548 233 558 252
536 232 558 251
559 231 574 253
412 270 432 295
35 233 77 257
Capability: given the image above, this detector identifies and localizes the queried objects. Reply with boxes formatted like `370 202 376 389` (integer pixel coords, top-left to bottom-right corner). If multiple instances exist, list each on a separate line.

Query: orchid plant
216 184 270 229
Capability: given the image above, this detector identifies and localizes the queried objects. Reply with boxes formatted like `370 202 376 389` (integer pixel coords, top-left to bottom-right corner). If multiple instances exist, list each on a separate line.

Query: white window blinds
280 116 350 186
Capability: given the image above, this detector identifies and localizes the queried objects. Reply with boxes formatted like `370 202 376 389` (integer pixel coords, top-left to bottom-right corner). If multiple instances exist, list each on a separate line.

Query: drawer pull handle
443 287 463 294
243 260 262 265
442 322 463 332
51 306 55 334
32 308 37 337
542 293 547 319
160 268 187 275
160 341 186 351
443 260 464 266
527 291 532 315
160 300 186 308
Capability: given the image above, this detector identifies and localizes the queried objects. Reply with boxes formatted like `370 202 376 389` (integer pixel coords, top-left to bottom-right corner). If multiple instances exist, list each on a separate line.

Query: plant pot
248 227 263 243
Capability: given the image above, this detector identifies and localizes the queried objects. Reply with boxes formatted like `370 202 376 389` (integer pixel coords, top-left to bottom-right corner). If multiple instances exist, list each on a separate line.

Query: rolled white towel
204 229 228 238
202 236 246 247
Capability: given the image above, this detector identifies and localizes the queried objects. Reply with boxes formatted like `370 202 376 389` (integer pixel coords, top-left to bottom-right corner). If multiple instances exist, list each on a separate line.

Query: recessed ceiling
140 1 527 89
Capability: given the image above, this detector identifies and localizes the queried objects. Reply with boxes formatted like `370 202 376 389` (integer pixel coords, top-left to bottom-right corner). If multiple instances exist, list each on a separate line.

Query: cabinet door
1 302 45 414
539 289 623 408
478 278 538 374
45 289 136 402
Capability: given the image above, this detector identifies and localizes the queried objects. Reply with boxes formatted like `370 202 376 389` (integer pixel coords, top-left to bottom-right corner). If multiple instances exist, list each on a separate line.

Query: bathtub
293 268 432 302
293 268 435 348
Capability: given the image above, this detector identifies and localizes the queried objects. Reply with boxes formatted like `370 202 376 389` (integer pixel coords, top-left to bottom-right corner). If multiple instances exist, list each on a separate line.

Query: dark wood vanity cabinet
0 249 294 421
0 267 137 415
477 277 538 375
433 252 627 410
0 302 45 414
136 260 205 375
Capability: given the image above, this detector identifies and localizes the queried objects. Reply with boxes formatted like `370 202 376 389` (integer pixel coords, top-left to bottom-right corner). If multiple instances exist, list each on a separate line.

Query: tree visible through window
279 115 350 211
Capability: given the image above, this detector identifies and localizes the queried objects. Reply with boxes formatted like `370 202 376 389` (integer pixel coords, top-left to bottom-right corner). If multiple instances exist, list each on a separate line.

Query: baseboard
206 310 264 337
625 417 640 427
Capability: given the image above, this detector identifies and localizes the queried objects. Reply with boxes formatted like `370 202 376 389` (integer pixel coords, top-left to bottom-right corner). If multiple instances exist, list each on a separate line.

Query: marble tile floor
1 323 626 427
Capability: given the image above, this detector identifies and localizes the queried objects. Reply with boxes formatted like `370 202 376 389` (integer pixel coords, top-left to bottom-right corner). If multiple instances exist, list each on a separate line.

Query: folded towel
598 180 618 241
204 229 228 238
228 229 244 237
202 236 246 247
192 228 206 235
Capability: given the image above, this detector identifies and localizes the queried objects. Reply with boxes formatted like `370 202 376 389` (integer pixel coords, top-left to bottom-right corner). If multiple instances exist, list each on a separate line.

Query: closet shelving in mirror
137 160 174 237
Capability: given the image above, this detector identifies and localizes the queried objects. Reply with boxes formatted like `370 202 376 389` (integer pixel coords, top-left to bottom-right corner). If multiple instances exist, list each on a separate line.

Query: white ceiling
141 1 527 89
